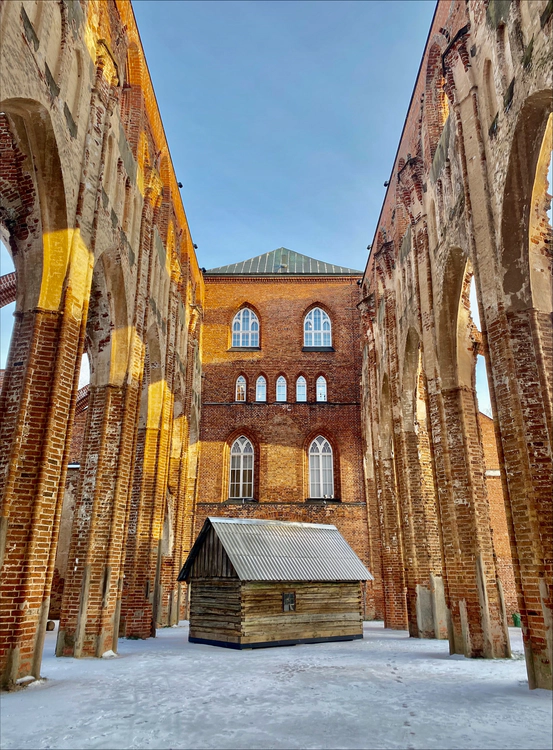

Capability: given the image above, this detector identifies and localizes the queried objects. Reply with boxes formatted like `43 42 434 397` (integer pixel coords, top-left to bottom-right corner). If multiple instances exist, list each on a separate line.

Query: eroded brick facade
195 255 377 613
0 0 202 686
0 0 550 696
359 0 552 689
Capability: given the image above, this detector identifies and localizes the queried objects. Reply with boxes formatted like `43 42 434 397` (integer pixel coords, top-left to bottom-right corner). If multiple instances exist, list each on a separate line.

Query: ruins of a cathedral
0 0 551 693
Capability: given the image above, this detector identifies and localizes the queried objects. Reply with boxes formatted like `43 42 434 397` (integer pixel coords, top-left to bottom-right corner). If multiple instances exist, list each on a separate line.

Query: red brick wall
478 412 517 617
197 273 373 584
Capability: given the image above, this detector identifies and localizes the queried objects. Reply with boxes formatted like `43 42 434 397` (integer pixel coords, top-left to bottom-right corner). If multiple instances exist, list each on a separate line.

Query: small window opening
283 592 296 612
296 376 307 402
276 375 287 402
256 375 266 402
316 376 327 402
235 375 246 402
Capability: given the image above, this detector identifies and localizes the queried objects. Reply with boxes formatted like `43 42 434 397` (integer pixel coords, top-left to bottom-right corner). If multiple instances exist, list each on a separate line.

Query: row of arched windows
235 375 327 402
231 307 332 349
229 436 334 499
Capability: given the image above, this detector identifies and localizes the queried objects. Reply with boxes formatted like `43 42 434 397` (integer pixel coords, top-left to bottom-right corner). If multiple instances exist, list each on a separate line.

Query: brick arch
230 300 262 321
380 373 393 459
158 152 173 205
44 0 66 87
85 258 111 388
302 300 334 321
93 251 131 387
436 246 475 391
121 43 144 151
0 99 68 312
125 41 144 87
141 322 164 431
501 90 552 314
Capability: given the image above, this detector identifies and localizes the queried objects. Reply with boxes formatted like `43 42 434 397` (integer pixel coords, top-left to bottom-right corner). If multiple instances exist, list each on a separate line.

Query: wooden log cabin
178 517 373 649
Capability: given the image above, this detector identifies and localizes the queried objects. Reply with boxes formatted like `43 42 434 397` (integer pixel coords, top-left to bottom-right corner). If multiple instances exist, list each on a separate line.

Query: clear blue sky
132 0 436 272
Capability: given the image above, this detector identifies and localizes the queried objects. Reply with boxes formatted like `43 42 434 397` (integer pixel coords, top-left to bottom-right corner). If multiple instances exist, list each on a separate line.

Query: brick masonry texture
196 273 376 609
0 0 203 684
0 0 551 696
358 0 552 688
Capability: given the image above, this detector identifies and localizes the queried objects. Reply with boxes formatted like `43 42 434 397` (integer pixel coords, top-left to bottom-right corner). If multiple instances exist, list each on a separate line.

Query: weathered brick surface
479 412 517 618
359 0 552 688
0 273 17 308
1 0 550 695
0 0 202 685
196 273 373 601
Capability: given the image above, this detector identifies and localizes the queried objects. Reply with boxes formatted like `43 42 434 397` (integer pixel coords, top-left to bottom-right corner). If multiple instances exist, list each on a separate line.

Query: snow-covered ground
1 622 551 750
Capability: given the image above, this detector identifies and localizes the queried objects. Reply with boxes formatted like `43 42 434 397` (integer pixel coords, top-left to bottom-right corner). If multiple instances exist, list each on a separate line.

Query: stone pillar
122 330 174 638
0 57 112 683
360 364 385 621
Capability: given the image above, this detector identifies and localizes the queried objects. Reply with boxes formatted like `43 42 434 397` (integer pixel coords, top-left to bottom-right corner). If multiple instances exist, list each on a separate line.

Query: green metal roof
204 248 362 276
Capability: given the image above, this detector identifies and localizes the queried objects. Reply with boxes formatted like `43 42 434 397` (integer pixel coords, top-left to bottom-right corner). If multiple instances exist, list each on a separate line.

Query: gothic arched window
296 376 307 402
316 376 327 402
232 308 259 348
309 436 334 498
256 375 266 402
276 376 287 402
304 308 331 347
235 375 246 402
229 436 254 499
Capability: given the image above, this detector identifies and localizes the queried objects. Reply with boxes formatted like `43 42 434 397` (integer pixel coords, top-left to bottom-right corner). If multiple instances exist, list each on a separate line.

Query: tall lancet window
296 376 307 402
316 376 327 402
309 436 334 498
256 376 266 402
229 436 254 499
235 376 246 402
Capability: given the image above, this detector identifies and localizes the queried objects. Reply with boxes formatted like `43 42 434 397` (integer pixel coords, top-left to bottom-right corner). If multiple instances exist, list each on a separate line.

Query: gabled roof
204 248 362 276
178 517 373 583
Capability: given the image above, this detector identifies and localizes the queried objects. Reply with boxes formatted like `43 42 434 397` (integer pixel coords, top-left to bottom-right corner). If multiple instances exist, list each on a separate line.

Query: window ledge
305 498 341 503
224 498 258 504
228 347 261 351
302 346 335 352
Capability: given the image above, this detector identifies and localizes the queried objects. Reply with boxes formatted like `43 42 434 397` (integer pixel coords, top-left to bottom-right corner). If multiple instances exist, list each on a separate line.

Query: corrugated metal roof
179 517 373 582
205 248 362 276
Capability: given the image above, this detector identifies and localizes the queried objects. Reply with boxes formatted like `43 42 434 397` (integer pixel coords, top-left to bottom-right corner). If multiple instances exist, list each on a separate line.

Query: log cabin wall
188 579 241 644
240 581 363 645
